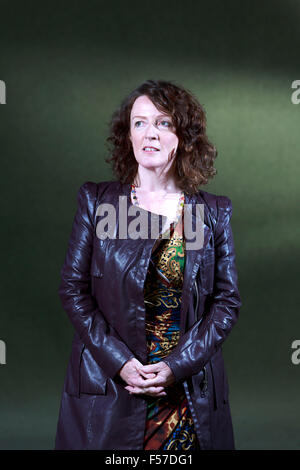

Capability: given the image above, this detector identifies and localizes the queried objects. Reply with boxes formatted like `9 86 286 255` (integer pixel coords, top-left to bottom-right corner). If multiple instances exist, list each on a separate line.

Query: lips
143 146 160 151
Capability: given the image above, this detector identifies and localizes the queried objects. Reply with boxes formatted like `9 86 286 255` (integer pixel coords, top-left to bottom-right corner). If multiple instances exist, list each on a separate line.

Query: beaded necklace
131 183 185 238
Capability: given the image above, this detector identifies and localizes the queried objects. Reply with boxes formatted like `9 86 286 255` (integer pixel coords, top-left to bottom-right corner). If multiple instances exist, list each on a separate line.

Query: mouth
142 146 160 153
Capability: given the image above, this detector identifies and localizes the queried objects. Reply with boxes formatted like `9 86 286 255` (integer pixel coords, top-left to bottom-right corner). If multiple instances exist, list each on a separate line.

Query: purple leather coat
54 180 242 450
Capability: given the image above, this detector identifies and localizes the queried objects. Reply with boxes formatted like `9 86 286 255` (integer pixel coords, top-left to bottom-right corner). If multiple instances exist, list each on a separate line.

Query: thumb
137 364 156 378
141 363 160 374
140 371 156 379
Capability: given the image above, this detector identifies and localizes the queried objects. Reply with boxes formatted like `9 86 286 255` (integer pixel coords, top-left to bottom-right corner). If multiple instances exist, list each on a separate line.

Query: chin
140 161 166 170
137 155 167 167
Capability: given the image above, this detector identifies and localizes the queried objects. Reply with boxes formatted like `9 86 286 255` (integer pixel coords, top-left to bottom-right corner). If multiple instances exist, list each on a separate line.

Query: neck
133 170 181 194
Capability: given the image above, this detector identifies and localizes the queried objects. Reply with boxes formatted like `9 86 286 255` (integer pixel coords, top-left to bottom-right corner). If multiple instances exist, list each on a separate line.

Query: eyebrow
131 114 171 120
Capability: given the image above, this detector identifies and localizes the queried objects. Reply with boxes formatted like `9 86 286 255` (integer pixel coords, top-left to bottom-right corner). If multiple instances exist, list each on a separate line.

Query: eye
134 121 143 127
158 120 172 128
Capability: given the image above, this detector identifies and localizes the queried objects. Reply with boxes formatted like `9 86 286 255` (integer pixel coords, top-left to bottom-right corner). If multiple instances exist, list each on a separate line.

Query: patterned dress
143 213 199 450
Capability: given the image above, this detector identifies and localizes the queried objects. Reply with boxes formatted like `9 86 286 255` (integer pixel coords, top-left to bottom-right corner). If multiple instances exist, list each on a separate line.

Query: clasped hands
119 358 175 398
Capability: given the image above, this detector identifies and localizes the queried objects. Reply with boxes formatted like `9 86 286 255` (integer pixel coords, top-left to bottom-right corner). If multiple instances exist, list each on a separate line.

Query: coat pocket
64 335 108 397
64 337 84 398
79 345 108 396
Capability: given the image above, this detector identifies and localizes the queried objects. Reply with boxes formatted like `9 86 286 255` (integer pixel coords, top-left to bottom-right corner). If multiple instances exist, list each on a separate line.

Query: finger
130 376 159 388
138 369 157 379
125 385 165 395
139 376 165 387
125 383 140 391
145 386 165 394
145 389 167 397
126 374 150 386
125 386 144 394
128 374 166 389
141 364 161 373
148 391 167 397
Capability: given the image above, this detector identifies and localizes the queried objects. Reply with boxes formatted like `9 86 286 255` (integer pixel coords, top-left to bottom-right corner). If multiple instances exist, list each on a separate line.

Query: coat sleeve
163 196 242 383
58 182 135 379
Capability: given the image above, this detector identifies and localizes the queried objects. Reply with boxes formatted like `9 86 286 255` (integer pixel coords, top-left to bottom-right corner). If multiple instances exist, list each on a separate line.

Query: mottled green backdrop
0 0 299 449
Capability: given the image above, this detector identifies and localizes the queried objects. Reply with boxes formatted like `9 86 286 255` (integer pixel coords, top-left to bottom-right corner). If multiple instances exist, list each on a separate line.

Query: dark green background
1 0 299 450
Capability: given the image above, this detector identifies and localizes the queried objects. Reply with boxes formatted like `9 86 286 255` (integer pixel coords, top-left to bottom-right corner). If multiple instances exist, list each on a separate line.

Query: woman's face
129 95 179 172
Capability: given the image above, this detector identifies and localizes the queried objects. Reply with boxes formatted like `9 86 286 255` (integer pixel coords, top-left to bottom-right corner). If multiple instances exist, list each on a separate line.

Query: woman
54 79 242 450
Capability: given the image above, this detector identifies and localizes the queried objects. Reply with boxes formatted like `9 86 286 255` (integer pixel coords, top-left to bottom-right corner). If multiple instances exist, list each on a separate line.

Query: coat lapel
179 192 213 334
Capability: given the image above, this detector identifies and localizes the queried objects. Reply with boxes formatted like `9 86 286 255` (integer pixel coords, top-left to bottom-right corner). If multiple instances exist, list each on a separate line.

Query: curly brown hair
105 79 217 195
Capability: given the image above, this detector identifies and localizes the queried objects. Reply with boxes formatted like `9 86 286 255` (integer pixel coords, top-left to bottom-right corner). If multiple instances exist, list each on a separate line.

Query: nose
144 122 159 140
